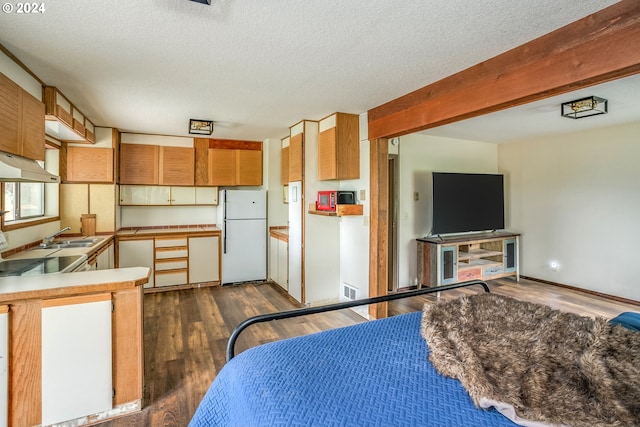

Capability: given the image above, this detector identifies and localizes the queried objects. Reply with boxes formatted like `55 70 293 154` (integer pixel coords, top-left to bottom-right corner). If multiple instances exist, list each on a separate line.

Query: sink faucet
42 226 71 245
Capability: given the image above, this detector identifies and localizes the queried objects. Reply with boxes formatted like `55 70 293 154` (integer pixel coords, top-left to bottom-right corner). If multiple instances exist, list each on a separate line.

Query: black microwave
337 191 357 204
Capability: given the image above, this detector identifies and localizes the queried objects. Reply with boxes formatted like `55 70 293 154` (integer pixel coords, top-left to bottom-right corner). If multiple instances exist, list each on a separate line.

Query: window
3 181 45 221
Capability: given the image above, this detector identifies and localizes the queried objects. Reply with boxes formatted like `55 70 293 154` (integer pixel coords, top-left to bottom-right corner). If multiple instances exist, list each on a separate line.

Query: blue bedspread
190 312 517 426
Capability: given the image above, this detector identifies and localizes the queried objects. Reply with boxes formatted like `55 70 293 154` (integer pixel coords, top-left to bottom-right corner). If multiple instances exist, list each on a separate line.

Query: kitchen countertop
116 226 220 238
0 266 149 303
269 226 288 242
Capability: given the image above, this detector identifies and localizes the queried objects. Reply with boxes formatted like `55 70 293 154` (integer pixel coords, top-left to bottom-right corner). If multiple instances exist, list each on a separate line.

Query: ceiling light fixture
561 96 608 119
189 119 214 135
189 0 211 4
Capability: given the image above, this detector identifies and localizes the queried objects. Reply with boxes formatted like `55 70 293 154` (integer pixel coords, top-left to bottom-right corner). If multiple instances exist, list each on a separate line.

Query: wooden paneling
159 146 194 186
120 143 159 185
10 299 42 427
66 146 114 182
334 113 359 179
59 183 89 234
369 138 389 319
193 138 210 186
288 133 303 182
112 287 143 406
207 139 262 150
280 146 289 185
0 73 21 155
367 1 640 139
236 149 262 186
89 184 116 233
208 148 236 186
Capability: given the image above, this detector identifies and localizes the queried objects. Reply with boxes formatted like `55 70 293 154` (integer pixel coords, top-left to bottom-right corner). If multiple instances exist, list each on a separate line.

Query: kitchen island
0 266 149 426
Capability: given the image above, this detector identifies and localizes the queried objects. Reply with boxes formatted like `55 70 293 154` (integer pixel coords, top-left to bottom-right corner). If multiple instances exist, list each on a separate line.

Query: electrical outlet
414 192 419 201
363 215 369 226
359 189 366 200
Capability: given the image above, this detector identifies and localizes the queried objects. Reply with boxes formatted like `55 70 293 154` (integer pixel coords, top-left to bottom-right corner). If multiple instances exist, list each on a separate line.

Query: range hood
0 152 60 183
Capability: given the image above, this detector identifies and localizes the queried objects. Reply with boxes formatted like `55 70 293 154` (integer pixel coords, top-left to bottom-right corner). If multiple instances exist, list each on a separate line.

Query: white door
288 182 302 302
118 239 155 288
189 236 220 283
41 296 112 425
195 187 218 205
147 186 171 205
277 238 288 291
170 187 196 205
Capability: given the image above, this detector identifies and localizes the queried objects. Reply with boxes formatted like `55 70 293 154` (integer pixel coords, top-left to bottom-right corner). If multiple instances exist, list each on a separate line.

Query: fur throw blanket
421 293 640 427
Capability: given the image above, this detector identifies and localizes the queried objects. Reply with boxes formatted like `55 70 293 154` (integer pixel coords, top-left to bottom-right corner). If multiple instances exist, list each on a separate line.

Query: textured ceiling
0 0 623 141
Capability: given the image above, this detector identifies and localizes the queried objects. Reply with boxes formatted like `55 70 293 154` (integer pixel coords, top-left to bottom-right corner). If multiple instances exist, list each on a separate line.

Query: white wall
0 49 41 100
339 139 370 308
397 133 498 287
266 138 288 228
498 121 640 301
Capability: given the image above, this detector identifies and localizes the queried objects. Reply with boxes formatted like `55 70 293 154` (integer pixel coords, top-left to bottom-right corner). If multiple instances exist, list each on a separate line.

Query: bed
190 281 640 427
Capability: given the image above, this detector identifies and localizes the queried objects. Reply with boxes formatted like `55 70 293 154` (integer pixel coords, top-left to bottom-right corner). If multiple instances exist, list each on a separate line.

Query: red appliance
316 190 337 211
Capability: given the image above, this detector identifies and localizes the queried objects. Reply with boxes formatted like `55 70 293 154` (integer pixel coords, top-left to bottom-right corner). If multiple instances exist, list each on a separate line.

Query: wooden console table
417 232 520 288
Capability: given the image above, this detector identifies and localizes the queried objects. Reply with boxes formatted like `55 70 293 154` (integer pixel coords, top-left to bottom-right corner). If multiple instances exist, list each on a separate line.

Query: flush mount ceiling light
189 119 214 135
561 96 608 119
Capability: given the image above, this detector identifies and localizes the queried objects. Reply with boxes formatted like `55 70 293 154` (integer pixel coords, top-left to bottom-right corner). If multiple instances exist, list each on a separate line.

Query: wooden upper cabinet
20 91 45 161
237 149 262 186
208 149 236 186
196 139 263 186
0 73 45 161
288 133 303 182
119 143 159 185
66 146 114 182
0 73 20 155
280 145 289 185
318 112 359 180
44 87 95 144
159 146 194 186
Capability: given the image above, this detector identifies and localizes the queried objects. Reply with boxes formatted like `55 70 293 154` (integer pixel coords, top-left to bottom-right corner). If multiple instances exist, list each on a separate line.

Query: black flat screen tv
431 172 504 235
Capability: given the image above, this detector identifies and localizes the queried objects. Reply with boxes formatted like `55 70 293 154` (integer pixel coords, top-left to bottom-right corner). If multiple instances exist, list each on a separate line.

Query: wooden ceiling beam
367 0 640 139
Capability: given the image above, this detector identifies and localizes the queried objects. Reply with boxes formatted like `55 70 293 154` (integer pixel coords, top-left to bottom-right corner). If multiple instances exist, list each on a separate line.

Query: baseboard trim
522 276 640 307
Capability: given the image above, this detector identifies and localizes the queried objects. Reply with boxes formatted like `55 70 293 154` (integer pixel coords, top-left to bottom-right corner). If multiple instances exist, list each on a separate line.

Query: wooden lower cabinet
3 274 146 426
0 307 7 427
117 232 221 290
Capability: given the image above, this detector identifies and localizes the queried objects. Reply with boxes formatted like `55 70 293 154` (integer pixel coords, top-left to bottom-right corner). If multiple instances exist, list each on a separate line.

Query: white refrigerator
218 189 267 284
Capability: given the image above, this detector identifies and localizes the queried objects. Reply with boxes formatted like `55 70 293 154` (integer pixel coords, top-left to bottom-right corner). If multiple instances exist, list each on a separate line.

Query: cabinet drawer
156 248 188 259
155 271 187 287
155 238 187 248
458 267 481 281
155 259 188 271
483 265 504 277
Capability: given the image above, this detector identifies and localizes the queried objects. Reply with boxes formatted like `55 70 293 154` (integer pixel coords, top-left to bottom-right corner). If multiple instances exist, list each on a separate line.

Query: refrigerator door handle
223 220 227 254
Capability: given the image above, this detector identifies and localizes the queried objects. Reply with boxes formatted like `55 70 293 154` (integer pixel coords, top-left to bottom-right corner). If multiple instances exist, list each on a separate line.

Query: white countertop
0 267 150 300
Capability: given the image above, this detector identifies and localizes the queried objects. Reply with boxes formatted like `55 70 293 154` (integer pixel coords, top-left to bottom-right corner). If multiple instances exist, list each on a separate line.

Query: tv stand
416 231 520 288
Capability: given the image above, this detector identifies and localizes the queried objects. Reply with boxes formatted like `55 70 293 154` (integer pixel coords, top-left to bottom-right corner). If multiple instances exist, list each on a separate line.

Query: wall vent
342 283 358 301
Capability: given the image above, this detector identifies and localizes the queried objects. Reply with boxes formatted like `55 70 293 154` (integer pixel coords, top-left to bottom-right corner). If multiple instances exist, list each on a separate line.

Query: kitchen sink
39 238 101 249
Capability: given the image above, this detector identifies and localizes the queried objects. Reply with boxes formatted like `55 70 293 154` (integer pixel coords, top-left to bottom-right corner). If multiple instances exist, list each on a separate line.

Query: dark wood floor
97 278 639 426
